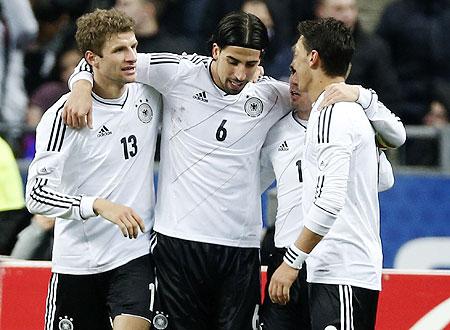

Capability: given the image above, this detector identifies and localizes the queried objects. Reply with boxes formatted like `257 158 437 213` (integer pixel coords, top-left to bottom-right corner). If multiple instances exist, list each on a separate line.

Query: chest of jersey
164 82 287 152
72 87 160 181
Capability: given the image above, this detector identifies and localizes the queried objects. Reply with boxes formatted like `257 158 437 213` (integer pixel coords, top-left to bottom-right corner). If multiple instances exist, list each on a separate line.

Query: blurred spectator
24 0 71 96
0 136 32 255
23 46 80 159
424 101 449 128
241 0 292 80
376 0 450 124
10 214 54 260
0 0 38 151
115 0 195 53
404 82 450 166
315 0 404 114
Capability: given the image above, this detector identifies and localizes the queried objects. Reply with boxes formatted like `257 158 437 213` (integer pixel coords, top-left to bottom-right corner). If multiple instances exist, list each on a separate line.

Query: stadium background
1 0 450 329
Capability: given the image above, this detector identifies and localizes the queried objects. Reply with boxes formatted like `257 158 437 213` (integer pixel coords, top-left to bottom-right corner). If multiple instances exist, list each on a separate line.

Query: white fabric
303 93 382 291
137 52 291 248
26 84 162 274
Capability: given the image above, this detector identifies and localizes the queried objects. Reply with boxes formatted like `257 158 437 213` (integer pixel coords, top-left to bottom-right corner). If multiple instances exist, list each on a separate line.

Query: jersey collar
91 86 129 109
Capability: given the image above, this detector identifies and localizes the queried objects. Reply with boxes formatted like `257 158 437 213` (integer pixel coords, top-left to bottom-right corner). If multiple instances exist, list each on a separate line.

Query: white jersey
26 84 162 274
260 111 307 248
302 92 382 291
136 53 290 247
260 96 400 250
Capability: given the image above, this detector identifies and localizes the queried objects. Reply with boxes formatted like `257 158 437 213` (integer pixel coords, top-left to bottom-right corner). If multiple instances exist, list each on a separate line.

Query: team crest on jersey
244 97 263 117
136 99 153 123
153 311 169 329
58 316 74 330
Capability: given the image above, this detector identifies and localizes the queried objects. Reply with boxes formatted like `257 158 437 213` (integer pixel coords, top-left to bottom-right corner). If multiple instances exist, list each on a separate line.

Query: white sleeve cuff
304 204 338 237
68 71 94 91
80 196 97 219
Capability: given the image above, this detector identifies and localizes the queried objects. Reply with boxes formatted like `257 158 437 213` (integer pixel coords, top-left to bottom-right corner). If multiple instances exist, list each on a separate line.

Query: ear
211 43 221 60
85 50 100 68
309 50 320 69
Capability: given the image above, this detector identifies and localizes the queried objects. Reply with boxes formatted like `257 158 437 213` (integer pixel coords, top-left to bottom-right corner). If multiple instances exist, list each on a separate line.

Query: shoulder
129 82 161 98
254 75 289 90
40 93 70 124
264 111 294 147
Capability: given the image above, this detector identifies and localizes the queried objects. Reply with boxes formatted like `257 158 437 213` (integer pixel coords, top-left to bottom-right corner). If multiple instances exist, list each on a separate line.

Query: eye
227 59 238 66
246 62 258 68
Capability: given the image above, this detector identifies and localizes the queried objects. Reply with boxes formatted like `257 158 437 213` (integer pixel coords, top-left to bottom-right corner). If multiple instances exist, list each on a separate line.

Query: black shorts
260 248 311 330
309 283 379 330
44 254 155 330
151 232 261 330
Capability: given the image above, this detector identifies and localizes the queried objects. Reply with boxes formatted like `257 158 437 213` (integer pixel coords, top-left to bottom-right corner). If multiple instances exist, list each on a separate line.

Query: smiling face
211 44 261 95
90 31 138 88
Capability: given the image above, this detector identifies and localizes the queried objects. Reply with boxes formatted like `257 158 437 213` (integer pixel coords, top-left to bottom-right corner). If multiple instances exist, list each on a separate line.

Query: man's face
115 0 141 18
293 36 312 93
115 0 147 27
316 0 358 30
95 31 138 86
211 44 261 95
289 61 312 115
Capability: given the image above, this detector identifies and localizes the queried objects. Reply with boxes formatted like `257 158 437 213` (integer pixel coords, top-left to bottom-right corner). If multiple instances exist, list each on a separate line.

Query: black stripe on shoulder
317 105 334 144
47 103 67 152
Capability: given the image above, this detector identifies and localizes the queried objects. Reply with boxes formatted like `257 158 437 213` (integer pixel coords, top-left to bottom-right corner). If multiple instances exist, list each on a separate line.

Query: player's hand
268 261 299 305
62 80 93 129
319 83 360 109
251 65 265 82
93 198 145 239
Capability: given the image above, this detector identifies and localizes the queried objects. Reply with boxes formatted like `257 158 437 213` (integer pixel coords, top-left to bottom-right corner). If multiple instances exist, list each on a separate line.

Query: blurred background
1 0 449 269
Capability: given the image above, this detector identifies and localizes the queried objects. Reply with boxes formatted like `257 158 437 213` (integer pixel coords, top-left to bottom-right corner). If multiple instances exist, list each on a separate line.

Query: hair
208 11 269 53
297 18 355 77
75 8 135 56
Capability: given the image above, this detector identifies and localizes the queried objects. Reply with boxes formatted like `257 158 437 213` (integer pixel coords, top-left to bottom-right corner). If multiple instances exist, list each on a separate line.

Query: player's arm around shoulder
356 87 406 148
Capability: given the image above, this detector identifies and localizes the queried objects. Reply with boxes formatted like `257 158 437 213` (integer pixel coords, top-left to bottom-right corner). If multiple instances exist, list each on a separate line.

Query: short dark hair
297 18 354 77
208 11 269 53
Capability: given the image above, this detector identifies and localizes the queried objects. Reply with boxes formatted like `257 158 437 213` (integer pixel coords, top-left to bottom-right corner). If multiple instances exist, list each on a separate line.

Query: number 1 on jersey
296 160 303 182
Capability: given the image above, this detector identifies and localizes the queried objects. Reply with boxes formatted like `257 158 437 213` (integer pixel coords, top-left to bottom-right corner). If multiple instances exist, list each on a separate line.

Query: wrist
283 244 309 270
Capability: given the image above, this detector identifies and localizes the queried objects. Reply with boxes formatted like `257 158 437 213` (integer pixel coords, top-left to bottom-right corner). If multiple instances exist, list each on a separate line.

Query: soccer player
25 9 161 330
259 62 405 329
268 18 400 330
64 11 403 330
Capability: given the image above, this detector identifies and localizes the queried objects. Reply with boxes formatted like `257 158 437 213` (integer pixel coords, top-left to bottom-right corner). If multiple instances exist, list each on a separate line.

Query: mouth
122 66 136 74
229 80 245 90
290 90 300 97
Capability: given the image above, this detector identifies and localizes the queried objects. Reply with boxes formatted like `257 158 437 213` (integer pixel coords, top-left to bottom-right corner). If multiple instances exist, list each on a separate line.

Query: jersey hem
51 249 150 275
154 227 260 248
307 276 381 291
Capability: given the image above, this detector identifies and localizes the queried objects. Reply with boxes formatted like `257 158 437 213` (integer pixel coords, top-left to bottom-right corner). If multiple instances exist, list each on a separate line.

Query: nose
234 64 246 81
125 48 137 62
290 71 299 85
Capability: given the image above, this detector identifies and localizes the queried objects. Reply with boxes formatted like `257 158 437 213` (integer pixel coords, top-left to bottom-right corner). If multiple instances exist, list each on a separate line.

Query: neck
309 73 345 103
92 80 125 99
294 108 311 121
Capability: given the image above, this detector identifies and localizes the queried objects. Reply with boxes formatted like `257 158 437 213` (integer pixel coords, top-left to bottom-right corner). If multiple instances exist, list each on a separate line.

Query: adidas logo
193 91 208 103
97 125 112 137
278 141 289 151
